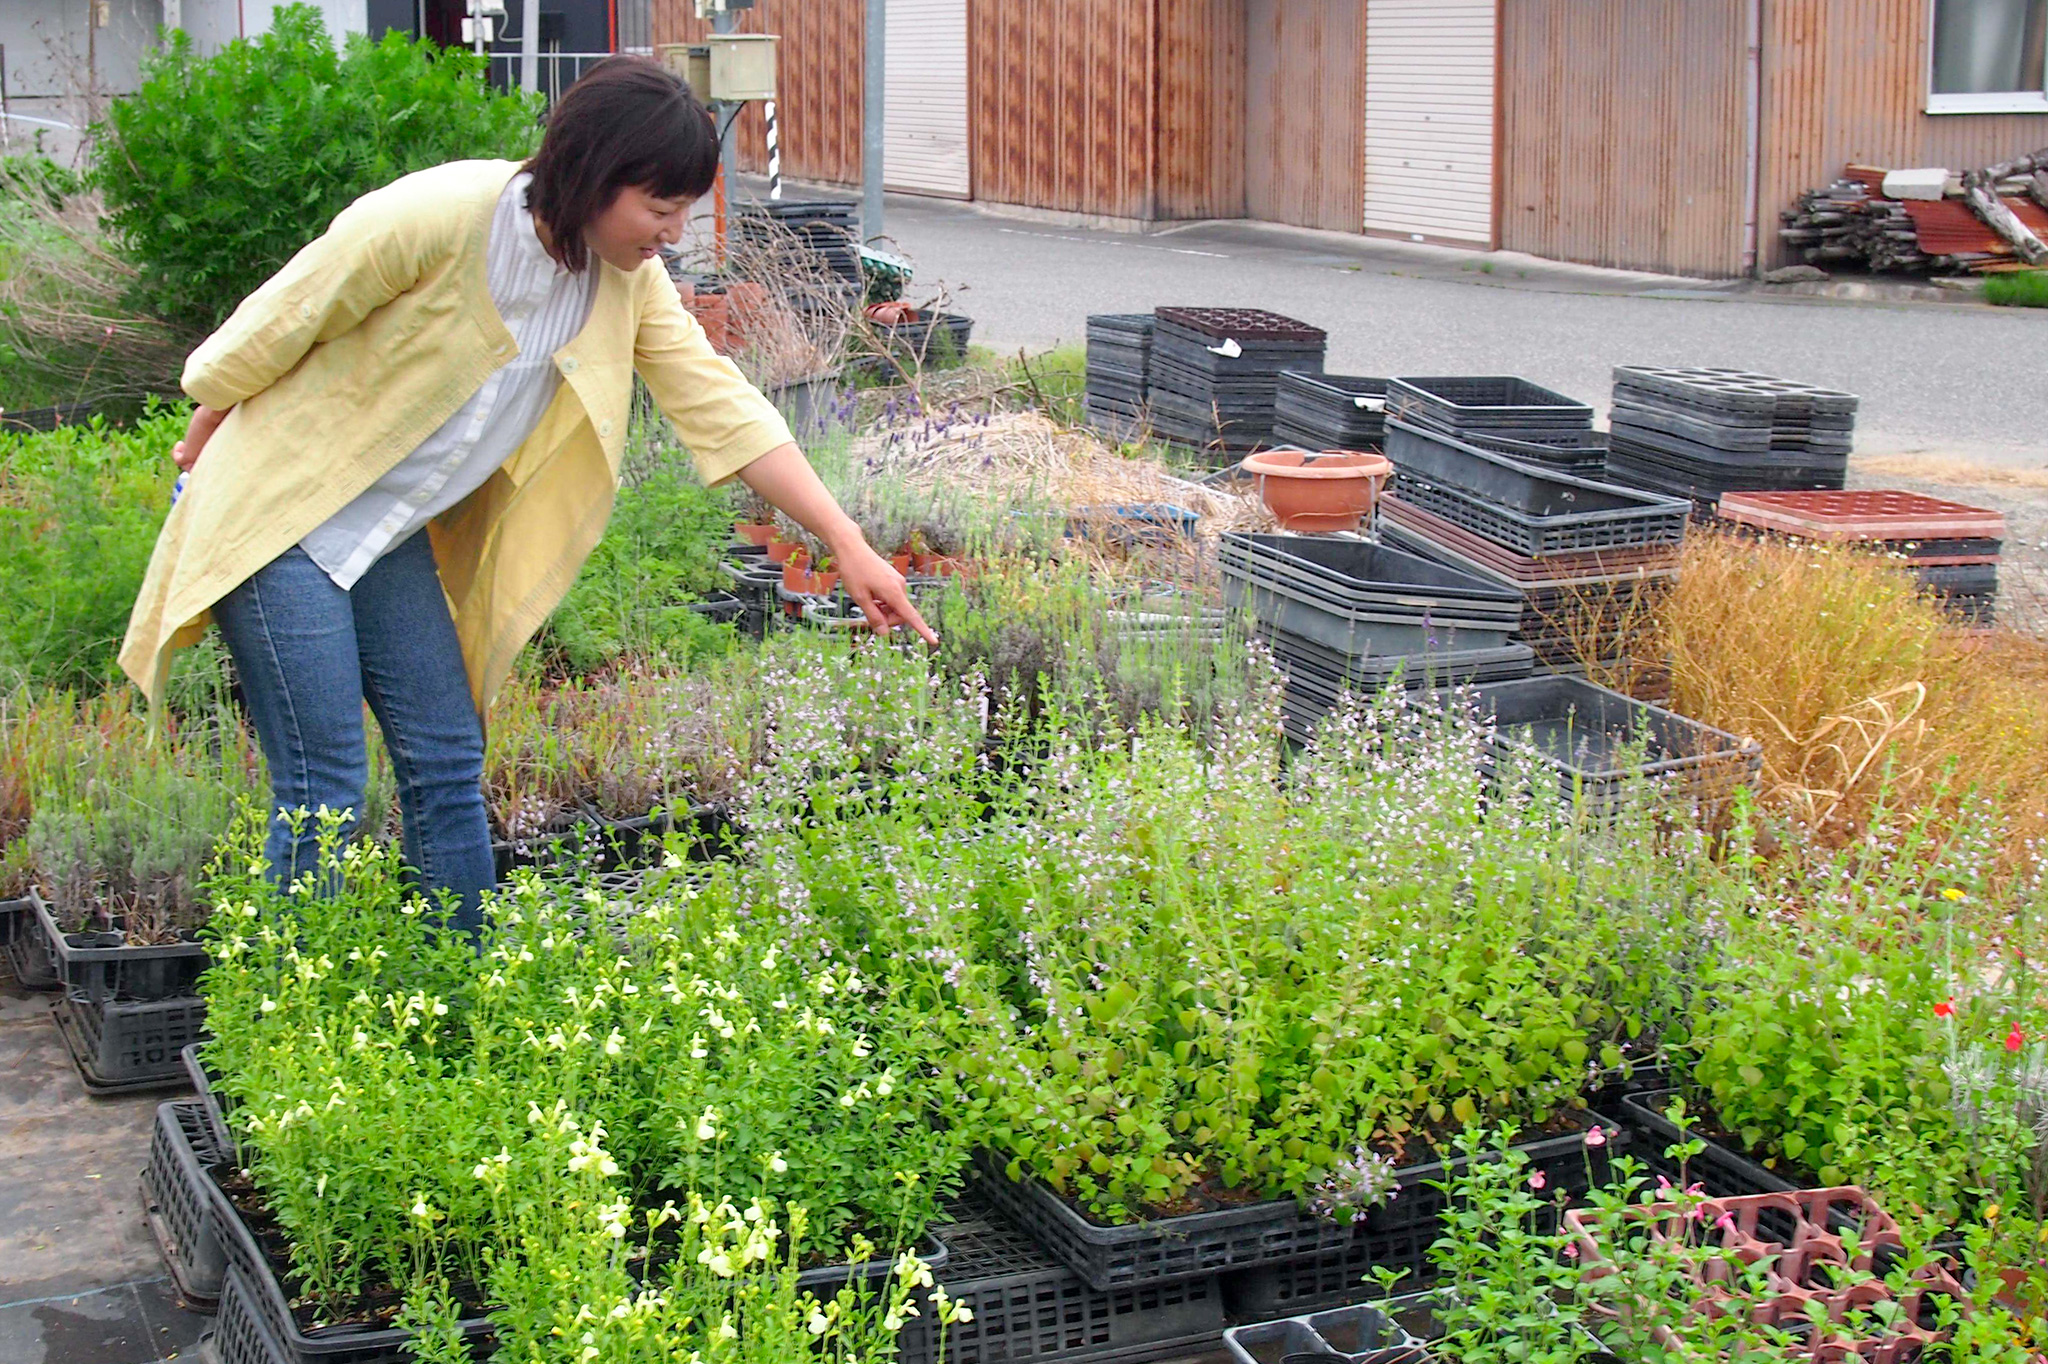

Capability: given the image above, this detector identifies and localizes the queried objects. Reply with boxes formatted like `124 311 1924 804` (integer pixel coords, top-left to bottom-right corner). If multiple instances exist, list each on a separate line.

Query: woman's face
585 184 692 272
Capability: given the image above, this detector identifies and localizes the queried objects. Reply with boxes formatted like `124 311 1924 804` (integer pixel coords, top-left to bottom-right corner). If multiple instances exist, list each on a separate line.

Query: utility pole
862 0 883 241
712 6 736 186
519 0 539 93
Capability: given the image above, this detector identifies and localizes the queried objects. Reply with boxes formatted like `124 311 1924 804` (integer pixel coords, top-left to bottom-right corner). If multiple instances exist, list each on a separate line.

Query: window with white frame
1930 0 2048 112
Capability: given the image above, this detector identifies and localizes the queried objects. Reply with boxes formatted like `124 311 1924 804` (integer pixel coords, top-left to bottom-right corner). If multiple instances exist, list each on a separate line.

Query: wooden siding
1760 0 2048 266
1244 0 1366 230
651 0 864 186
1156 0 1246 219
1499 0 1750 276
968 0 1157 219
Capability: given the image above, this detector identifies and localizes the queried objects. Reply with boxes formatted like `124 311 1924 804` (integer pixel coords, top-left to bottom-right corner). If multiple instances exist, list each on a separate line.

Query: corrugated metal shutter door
885 0 971 198
1364 0 1497 244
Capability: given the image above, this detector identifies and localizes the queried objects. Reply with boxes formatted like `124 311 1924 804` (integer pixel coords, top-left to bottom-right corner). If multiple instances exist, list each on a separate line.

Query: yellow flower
1943 888 1966 902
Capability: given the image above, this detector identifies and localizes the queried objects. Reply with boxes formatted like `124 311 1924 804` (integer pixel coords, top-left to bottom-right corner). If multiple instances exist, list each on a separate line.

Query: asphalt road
854 193 2046 472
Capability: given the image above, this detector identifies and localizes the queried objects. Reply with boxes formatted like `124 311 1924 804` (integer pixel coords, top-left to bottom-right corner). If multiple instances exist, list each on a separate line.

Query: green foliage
93 7 541 336
542 461 738 676
0 155 83 211
0 407 184 692
1984 270 2048 308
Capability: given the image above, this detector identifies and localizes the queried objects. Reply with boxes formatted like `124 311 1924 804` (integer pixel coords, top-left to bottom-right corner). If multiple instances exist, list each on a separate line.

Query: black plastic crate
184 1042 237 1156
1221 533 1525 617
0 895 59 990
208 1164 497 1364
1610 399 1853 455
55 989 206 1093
1611 366 1858 420
1611 1090 1800 1198
900 1194 1227 1364
1386 377 1594 433
143 1099 229 1309
1152 307 1326 344
212 1262 299 1364
1223 571 1521 661
1386 421 1690 556
1223 1300 1424 1362
30 888 209 1004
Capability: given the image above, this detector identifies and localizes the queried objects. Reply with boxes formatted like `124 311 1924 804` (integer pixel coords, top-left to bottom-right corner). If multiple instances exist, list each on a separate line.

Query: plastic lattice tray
1717 489 2005 542
1 896 60 990
55 989 206 1093
1611 1090 1801 1197
1611 365 1859 418
143 1099 229 1309
1223 1302 1425 1364
30 888 209 1003
900 1192 1227 1364
1386 377 1595 432
1152 307 1326 344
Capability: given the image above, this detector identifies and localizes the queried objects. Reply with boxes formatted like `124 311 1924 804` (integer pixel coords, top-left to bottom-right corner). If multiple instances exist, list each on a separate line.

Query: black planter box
144 1099 230 1310
30 887 208 1003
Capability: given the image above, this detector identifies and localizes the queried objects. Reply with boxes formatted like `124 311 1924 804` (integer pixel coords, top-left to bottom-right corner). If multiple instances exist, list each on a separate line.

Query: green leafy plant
93 6 540 337
1984 270 2048 309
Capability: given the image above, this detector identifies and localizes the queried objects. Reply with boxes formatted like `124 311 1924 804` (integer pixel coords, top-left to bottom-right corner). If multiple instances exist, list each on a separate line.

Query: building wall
1 0 165 164
1243 0 1364 231
653 0 864 186
1153 0 1245 219
1759 0 2048 265
1498 0 1750 276
969 0 1157 219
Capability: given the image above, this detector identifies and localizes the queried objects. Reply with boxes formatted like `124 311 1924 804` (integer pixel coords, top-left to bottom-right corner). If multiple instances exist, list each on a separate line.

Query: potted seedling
733 488 777 547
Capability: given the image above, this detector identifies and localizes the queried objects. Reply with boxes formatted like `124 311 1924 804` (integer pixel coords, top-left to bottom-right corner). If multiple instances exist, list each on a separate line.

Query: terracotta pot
913 553 967 578
765 537 800 565
725 281 769 345
1242 448 1393 532
735 521 777 547
783 563 840 595
889 552 914 576
674 278 695 304
865 300 919 325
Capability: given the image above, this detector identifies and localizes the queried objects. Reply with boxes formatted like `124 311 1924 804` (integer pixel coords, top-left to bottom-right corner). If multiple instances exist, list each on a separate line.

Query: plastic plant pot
1241 449 1394 532
765 537 800 565
734 521 777 547
782 562 841 596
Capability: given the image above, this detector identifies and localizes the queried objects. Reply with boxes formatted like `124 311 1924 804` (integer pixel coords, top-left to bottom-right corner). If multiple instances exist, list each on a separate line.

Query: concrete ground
0 955 209 1364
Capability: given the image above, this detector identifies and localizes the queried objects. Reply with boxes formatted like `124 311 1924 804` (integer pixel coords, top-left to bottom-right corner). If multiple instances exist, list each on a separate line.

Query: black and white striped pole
765 99 781 201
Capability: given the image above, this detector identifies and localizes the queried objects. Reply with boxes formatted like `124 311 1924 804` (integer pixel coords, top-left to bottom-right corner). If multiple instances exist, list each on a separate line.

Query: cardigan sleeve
631 271 794 487
181 178 452 411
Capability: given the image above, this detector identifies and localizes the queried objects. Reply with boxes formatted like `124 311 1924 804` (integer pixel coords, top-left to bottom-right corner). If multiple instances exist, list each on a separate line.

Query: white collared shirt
300 171 599 589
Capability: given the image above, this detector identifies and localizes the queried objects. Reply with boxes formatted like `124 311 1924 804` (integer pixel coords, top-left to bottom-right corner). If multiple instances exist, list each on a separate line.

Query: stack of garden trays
23 889 207 1093
1606 366 1857 513
1718 489 2004 623
1084 314 1154 442
1271 372 1388 451
733 198 865 311
1459 674 1763 819
1218 531 1534 743
1377 418 1689 680
1385 375 1607 478
1146 307 1326 462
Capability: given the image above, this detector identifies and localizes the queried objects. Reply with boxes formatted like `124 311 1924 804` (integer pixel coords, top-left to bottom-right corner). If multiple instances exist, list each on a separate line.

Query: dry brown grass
1589 530 2048 855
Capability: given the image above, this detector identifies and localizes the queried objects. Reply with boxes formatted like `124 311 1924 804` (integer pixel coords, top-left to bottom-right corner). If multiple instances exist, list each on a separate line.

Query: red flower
2007 1024 2026 1053
1934 999 1956 1018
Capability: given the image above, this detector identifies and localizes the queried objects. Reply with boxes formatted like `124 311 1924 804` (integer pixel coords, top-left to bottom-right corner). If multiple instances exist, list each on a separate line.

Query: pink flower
2009 1024 2026 1053
1715 1211 1737 1234
1563 1242 1579 1260
1584 1126 1607 1148
1934 999 1956 1018
1528 1169 1548 1191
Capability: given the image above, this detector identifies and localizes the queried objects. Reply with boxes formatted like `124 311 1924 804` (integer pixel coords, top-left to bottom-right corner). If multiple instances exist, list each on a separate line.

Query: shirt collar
507 171 572 278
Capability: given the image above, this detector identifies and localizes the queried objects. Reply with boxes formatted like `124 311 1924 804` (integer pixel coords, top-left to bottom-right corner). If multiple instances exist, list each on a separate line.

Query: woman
121 57 930 933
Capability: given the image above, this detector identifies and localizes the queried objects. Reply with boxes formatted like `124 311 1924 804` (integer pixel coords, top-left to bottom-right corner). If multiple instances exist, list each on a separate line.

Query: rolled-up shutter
885 0 970 198
1364 0 1497 245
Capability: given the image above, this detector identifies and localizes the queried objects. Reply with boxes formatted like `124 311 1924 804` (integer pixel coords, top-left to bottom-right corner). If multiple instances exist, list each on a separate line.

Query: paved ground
0 955 208 1364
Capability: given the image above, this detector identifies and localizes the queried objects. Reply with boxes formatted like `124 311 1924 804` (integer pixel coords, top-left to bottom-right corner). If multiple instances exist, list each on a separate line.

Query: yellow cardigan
120 158 792 713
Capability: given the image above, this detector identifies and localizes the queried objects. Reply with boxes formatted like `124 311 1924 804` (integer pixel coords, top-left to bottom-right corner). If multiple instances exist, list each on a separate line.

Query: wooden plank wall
1155 0 1247 219
650 0 864 185
1498 0 1749 276
1244 0 1365 231
968 0 1158 219
1760 0 2048 266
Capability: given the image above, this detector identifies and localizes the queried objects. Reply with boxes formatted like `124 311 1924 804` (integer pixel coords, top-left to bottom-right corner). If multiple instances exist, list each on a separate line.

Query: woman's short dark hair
525 56 718 272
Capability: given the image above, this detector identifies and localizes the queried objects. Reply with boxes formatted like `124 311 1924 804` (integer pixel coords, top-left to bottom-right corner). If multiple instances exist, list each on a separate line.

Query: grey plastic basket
0 895 59 989
54 989 206 1093
143 1099 229 1309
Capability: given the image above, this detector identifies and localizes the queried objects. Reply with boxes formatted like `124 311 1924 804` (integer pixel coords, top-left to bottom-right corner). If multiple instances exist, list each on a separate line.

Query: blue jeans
212 533 494 934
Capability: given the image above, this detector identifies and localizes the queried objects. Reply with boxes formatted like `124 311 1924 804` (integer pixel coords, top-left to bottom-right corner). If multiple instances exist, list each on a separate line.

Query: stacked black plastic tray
1085 314 1155 440
1605 366 1858 511
1378 419 1688 671
1271 372 1388 451
733 198 864 283
1146 308 1326 461
1219 532 1534 742
1384 376 1605 477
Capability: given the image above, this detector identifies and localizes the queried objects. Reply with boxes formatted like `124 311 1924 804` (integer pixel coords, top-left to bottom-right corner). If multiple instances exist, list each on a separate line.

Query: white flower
410 1196 434 1221
604 1030 624 1057
717 1317 739 1341
851 1036 872 1058
807 1309 831 1335
695 1108 719 1141
768 1151 788 1174
431 1000 448 1017
259 998 277 1014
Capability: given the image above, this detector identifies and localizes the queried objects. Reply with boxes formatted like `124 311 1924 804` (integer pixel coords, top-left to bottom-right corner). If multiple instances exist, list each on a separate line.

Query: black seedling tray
1386 377 1594 432
1609 417 1851 465
1611 365 1858 419
55 989 207 1093
145 1099 229 1309
1268 637 1536 706
1221 533 1525 612
1611 399 1852 453
31 888 209 1003
1386 421 1689 556
1610 1090 1801 1198
1223 1303 1423 1364
1 896 60 990
1224 571 1519 660
1153 306 1326 344
1914 563 2000 594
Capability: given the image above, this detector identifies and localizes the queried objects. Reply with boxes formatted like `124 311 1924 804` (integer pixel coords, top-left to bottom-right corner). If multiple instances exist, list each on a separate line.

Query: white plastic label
1206 338 1244 358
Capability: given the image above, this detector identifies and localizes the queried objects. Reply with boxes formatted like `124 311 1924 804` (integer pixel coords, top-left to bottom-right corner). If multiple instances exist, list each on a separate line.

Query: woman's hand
833 537 939 646
736 442 940 646
173 404 231 473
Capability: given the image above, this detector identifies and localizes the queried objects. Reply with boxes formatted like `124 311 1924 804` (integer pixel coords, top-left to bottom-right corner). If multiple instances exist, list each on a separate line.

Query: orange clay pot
1242 448 1393 532
765 537 800 565
735 522 777 546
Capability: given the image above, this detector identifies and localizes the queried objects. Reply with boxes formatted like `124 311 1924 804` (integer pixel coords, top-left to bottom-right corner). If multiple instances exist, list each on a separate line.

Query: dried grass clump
1599 529 2048 857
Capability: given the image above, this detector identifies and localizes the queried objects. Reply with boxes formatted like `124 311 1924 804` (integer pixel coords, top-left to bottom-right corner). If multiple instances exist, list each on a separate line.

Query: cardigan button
561 357 580 375
298 302 313 319
598 419 614 438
